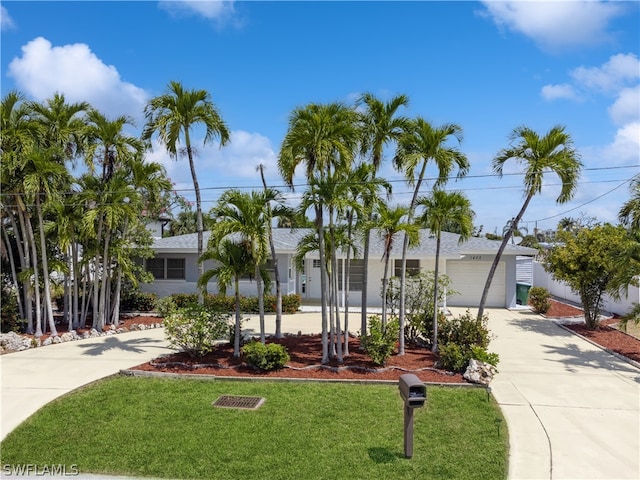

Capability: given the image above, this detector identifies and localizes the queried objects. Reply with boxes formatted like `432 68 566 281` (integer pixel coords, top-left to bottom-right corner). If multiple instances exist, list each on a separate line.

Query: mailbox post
398 373 426 459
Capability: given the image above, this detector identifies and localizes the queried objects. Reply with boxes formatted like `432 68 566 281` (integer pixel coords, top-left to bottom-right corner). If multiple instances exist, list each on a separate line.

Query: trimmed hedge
166 293 301 314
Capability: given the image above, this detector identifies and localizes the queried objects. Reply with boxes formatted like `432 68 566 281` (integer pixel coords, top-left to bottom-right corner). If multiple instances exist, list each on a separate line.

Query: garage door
446 261 505 308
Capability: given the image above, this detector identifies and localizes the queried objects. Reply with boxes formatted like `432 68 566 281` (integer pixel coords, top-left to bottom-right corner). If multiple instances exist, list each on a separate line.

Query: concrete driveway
474 307 640 480
1 309 639 480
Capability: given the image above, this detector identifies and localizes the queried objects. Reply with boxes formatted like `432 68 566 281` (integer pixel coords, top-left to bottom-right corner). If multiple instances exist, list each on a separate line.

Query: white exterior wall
533 261 639 316
141 253 298 299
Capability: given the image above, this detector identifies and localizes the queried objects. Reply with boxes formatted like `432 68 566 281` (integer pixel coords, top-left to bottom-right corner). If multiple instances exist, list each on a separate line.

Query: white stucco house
139 228 537 309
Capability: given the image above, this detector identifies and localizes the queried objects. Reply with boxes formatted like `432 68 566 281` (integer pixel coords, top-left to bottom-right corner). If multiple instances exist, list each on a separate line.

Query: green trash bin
516 283 531 305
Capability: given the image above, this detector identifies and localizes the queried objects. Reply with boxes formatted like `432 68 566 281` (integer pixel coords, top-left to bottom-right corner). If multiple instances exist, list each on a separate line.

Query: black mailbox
399 373 426 408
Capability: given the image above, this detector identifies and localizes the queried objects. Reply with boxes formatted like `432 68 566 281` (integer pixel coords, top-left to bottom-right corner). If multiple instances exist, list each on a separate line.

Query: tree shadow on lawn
77 336 168 356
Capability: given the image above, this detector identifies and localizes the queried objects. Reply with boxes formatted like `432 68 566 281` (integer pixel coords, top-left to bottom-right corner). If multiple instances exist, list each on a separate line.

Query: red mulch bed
543 300 640 364
133 334 466 384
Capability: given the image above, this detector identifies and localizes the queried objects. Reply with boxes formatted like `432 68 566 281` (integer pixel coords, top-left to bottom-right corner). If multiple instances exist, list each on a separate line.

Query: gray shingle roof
153 228 537 258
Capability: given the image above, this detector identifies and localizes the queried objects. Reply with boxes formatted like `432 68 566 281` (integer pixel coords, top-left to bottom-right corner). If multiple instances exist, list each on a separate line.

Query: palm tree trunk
316 205 329 364
36 198 57 337
71 241 80 329
432 235 441 353
332 242 343 363
110 264 123 325
381 254 390 328
256 262 266 344
259 164 283 338
360 227 371 336
399 160 428 355
96 227 111 330
185 141 205 305
24 212 43 337
2 224 25 322
234 277 241 358
477 193 533 320
13 208 34 333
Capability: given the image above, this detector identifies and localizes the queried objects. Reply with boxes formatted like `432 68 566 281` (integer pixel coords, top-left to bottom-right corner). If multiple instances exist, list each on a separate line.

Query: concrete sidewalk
1 308 639 480
478 307 640 480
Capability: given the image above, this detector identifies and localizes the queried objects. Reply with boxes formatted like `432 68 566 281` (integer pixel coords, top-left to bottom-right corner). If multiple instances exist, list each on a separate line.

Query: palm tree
619 176 640 232
83 110 146 329
199 239 254 357
143 81 230 301
1 91 37 333
417 189 474 352
376 203 419 328
393 118 469 354
27 94 88 335
278 102 359 363
258 163 284 339
212 188 282 344
356 93 409 335
477 125 582 319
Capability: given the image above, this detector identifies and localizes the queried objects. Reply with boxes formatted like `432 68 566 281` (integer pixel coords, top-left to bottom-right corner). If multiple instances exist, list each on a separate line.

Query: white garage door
446 261 505 308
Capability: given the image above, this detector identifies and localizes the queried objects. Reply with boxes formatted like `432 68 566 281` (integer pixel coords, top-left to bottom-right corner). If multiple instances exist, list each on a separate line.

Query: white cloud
571 53 640 93
158 0 238 27
210 130 278 178
1 5 15 31
609 86 640 126
541 83 580 101
480 1 623 50
600 122 640 165
146 130 280 205
7 37 148 119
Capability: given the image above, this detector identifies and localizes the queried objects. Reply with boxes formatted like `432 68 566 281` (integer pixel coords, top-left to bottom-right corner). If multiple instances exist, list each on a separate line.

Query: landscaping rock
42 337 52 347
0 332 30 352
463 359 497 385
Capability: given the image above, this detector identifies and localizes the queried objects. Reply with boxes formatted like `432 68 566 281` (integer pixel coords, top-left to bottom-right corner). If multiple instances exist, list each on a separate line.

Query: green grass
1 376 508 480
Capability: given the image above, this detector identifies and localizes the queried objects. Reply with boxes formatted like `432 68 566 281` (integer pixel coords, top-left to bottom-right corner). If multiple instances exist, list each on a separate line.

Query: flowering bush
163 305 230 358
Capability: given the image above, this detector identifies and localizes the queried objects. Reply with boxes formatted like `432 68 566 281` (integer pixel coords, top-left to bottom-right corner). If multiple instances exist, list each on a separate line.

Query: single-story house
140 228 537 309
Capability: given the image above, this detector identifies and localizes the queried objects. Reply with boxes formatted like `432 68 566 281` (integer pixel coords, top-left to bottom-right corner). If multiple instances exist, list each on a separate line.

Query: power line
530 176 635 223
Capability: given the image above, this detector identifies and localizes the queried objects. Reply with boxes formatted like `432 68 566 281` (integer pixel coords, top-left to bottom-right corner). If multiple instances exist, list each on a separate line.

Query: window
146 258 165 279
312 259 321 269
394 259 420 278
146 258 185 280
338 259 364 291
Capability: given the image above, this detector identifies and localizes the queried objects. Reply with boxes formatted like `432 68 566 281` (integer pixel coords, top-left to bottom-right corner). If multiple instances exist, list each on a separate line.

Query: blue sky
1 1 639 235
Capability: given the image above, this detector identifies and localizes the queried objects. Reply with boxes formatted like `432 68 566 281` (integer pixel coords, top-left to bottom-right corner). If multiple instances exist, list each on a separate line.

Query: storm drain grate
212 395 265 410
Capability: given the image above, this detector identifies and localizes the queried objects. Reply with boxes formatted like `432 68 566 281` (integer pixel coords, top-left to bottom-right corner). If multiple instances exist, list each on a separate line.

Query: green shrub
120 290 157 312
360 316 399 366
168 293 301 314
156 296 178 318
163 305 230 358
1 286 23 333
437 310 498 373
439 310 490 349
528 286 551 314
386 272 455 345
242 341 290 371
470 345 500 368
171 293 199 309
438 343 467 372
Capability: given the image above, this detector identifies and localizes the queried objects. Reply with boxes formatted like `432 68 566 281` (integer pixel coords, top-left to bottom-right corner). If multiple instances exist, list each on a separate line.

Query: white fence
532 261 639 316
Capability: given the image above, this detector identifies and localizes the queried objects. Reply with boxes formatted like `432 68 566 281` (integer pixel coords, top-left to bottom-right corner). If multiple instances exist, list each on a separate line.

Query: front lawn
1 377 507 479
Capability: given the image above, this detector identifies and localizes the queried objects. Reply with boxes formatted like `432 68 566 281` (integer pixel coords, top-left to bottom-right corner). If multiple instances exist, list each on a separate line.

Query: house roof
152 228 538 258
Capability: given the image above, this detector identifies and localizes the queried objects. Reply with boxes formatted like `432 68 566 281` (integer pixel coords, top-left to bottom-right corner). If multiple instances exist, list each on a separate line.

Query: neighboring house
139 228 538 309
